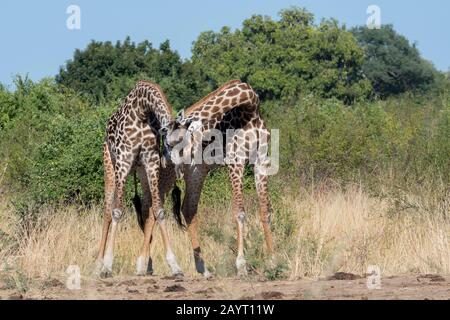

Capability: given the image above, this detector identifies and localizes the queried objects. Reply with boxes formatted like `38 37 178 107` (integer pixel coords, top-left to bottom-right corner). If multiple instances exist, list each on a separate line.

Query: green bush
265 92 449 185
269 98 377 178
352 25 439 97
56 38 208 110
192 7 371 104
27 107 109 203
2 77 448 209
0 7 449 214
0 79 111 205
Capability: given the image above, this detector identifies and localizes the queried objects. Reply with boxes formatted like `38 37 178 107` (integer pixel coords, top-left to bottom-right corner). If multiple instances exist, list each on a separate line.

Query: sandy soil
1 273 449 300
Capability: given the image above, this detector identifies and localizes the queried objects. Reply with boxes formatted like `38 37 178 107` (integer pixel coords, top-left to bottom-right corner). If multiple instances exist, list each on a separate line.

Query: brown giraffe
163 80 274 276
96 80 183 278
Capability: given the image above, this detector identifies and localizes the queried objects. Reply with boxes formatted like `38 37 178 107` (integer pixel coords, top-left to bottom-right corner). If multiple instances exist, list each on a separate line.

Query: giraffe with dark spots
96 80 183 278
165 80 274 277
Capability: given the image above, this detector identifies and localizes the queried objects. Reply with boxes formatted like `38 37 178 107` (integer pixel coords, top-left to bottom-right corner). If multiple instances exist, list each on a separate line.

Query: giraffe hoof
100 265 112 279
172 271 184 278
136 269 153 277
236 256 247 277
136 255 152 276
99 267 113 279
93 260 104 277
237 268 248 278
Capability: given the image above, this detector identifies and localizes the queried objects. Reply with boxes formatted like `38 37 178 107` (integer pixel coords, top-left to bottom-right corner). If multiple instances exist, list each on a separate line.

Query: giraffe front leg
101 180 126 278
255 169 274 255
156 208 183 277
183 207 211 278
182 165 212 278
136 211 157 276
100 158 132 278
95 143 115 276
228 164 247 277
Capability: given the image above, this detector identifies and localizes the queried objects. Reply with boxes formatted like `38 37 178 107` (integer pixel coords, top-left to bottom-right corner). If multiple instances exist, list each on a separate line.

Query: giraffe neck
178 80 258 132
135 81 174 129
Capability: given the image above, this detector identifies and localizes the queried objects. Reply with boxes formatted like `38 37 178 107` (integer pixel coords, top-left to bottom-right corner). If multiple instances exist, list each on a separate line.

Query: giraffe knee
261 216 272 226
112 209 124 222
155 208 165 222
237 212 246 224
260 209 272 226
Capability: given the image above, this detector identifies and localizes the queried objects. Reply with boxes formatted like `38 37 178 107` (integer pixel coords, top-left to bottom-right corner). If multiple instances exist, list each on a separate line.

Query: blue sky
1 0 449 87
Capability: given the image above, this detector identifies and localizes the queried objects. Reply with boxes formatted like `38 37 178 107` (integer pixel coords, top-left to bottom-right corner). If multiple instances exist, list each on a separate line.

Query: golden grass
0 186 449 285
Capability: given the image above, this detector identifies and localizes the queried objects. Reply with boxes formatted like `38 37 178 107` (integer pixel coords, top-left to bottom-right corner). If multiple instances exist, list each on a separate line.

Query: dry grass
0 186 449 289
281 187 449 278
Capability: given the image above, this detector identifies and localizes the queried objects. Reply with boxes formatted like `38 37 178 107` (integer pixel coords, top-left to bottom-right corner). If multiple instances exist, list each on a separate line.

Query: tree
56 37 207 110
352 25 438 97
191 7 371 103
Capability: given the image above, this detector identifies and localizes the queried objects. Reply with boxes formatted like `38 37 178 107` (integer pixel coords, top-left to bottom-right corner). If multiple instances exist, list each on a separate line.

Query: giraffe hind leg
255 170 274 254
182 165 211 278
101 154 134 278
95 142 115 277
255 125 274 254
228 163 247 277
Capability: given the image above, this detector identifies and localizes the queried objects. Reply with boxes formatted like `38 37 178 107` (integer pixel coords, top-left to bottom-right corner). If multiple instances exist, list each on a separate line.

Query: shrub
352 25 439 97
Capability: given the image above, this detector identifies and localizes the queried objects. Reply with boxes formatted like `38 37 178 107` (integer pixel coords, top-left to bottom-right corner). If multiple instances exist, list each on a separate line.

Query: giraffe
163 80 274 277
96 80 184 278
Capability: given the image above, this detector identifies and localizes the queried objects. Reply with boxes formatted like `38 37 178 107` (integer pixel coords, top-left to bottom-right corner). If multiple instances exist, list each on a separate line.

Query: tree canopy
352 25 438 97
56 37 207 110
56 8 442 104
192 8 372 103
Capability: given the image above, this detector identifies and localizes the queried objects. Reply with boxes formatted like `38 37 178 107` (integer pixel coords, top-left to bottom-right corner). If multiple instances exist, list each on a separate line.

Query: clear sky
1 0 449 87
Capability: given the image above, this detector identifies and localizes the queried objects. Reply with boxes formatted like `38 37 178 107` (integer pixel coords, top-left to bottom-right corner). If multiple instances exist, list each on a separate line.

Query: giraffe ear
176 109 185 122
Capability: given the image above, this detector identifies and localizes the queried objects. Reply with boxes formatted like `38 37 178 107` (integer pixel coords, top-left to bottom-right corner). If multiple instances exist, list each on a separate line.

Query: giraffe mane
137 80 175 116
184 79 242 116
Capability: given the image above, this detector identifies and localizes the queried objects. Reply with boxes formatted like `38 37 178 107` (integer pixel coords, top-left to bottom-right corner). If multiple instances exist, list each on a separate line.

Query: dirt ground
1 273 449 300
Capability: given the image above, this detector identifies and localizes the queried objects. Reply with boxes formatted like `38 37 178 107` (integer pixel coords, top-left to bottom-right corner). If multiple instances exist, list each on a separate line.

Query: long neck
138 84 174 128
182 82 258 131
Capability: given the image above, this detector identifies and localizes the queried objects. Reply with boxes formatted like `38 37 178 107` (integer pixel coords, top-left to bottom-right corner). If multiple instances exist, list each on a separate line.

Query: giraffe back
105 81 174 166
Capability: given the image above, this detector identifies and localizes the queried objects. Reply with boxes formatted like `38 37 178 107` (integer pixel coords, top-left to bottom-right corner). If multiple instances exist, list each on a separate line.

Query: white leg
235 211 247 276
101 216 119 278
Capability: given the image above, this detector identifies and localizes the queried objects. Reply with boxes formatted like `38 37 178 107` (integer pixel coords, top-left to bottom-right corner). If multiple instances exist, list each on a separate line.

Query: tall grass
1 183 448 289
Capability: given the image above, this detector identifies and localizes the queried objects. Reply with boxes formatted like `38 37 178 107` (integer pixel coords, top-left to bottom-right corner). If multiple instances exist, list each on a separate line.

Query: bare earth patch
1 274 448 300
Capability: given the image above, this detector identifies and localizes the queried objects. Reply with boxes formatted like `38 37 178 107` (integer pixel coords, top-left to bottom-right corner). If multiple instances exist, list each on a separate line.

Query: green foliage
192 7 371 103
27 107 109 203
267 92 450 184
56 37 208 110
352 25 439 97
0 79 111 205
0 7 448 213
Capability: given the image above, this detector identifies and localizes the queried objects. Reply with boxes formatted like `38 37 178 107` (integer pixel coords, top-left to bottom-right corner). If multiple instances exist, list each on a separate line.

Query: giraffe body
97 80 182 278
166 80 274 276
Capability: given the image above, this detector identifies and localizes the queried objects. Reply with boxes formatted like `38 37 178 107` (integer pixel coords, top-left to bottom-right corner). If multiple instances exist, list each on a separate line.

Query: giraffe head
163 109 197 151
159 109 203 177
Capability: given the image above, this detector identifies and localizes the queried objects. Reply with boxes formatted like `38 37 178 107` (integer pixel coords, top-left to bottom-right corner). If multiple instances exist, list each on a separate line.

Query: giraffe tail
171 184 186 230
132 172 145 232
